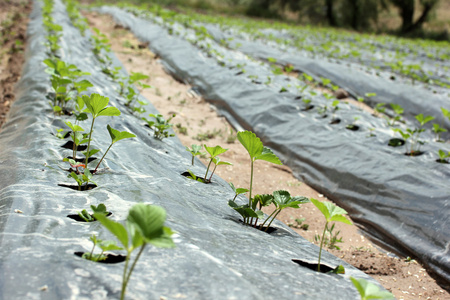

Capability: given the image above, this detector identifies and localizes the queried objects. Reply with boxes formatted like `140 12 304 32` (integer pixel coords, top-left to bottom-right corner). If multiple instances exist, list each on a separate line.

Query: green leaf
311 198 352 225
91 203 107 215
94 213 129 248
98 240 123 251
254 194 273 207
127 204 175 248
65 121 84 133
256 147 282 165
236 188 249 195
107 125 136 144
310 198 330 220
415 114 435 126
237 131 264 160
330 265 345 274
204 145 228 159
98 106 121 117
350 277 395 300
82 94 120 118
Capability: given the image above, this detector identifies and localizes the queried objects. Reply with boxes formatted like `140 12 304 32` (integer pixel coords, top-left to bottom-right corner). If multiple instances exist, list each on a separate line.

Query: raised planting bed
97 5 450 284
0 0 387 299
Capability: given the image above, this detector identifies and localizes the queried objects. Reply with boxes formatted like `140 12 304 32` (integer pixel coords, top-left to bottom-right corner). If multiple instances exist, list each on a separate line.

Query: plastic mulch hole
301 105 314 111
52 131 71 139
330 118 341 124
67 212 112 222
345 124 359 131
388 138 405 147
238 220 277 234
58 184 97 191
404 151 424 157
74 252 126 264
60 141 87 151
291 259 335 273
436 159 449 164
180 171 211 184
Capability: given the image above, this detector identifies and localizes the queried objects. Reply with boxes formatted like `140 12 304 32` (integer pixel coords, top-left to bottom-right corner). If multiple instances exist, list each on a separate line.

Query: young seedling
432 123 447 142
208 156 232 182
68 168 97 191
302 98 314 111
314 223 343 250
393 114 435 155
388 103 404 126
94 125 136 172
55 128 67 139
259 190 309 231
82 93 121 167
346 117 360 130
203 145 228 181
310 198 352 272
185 144 204 166
65 121 86 160
437 149 450 163
237 131 282 224
63 158 85 174
373 103 386 117
94 204 175 300
77 203 108 222
350 277 394 300
142 113 176 140
229 182 249 202
83 234 123 262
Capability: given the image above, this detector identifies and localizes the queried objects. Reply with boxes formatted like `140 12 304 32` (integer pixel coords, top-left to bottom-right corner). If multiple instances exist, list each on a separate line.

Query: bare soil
0 0 30 131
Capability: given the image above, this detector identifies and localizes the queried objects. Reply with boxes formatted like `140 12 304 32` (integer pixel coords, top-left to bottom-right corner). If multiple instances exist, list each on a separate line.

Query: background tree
389 0 440 33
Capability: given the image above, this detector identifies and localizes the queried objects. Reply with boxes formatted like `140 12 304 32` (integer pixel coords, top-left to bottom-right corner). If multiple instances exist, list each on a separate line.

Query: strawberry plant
310 198 352 272
77 203 108 222
393 114 435 155
67 168 96 191
83 234 123 262
142 113 176 140
203 145 229 182
82 93 121 167
236 131 282 225
94 204 175 300
437 149 450 163
185 144 204 165
94 125 136 172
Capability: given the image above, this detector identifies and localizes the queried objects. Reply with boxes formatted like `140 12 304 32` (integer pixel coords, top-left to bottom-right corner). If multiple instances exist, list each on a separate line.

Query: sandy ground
0 0 30 130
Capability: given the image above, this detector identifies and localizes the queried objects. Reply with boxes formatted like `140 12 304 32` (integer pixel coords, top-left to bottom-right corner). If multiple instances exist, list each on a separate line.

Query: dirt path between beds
0 0 31 131
81 11 448 300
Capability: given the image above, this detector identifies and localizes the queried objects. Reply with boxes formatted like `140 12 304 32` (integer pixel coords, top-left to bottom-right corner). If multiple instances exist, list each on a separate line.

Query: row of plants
40 1 179 299
124 3 450 89
98 3 450 164
32 1 395 298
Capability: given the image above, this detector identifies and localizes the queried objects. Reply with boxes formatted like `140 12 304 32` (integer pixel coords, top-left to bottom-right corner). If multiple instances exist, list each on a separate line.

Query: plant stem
265 210 281 232
120 251 131 300
247 160 254 225
260 210 277 229
191 156 194 166
209 164 218 182
89 242 96 261
317 221 329 272
121 245 146 300
204 159 213 181
94 142 113 172
85 117 96 167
